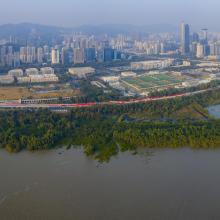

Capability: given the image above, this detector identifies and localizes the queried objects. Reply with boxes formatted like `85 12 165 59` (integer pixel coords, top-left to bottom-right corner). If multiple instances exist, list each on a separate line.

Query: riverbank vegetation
1 88 220 161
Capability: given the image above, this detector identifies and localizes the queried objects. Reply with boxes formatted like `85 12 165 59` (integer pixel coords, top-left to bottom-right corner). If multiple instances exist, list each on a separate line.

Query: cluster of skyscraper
0 35 122 68
2 24 220 68
0 45 50 67
179 22 220 58
52 47 121 65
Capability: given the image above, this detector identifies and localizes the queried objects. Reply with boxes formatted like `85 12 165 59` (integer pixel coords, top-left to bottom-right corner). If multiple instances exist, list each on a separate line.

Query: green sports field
122 74 183 91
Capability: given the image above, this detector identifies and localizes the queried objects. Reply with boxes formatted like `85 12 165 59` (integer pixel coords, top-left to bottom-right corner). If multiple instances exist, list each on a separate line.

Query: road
0 88 211 109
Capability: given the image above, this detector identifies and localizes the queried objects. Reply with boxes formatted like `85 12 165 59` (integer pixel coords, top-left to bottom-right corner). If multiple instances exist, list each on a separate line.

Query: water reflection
208 104 220 119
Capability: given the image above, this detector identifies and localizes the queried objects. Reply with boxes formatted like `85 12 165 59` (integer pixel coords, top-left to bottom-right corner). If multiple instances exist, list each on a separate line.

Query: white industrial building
0 75 15 84
25 68 39 76
40 67 55 75
8 69 24 77
131 59 174 70
0 67 58 84
101 76 120 83
17 74 58 84
30 74 59 83
121 71 137 77
69 67 95 78
17 76 31 84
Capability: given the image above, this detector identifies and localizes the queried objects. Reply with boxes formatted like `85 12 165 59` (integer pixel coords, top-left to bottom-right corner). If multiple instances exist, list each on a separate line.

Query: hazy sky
0 0 219 29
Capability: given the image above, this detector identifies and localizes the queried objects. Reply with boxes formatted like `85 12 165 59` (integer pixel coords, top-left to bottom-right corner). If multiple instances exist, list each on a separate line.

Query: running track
0 90 207 109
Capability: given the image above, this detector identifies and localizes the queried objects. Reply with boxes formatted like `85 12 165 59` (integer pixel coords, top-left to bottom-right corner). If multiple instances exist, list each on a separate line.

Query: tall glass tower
180 22 190 55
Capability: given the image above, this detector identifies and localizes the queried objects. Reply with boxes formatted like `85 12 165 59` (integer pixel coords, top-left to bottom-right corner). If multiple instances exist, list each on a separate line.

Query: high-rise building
84 48 96 62
103 48 114 62
201 29 208 44
210 43 215 56
27 47 36 63
196 43 205 58
43 45 49 54
180 22 190 55
191 42 198 55
97 50 104 62
61 48 67 65
192 33 200 43
114 50 121 60
203 44 210 56
51 49 60 64
37 47 43 64
43 45 50 62
20 47 27 63
13 52 21 67
61 47 73 65
6 47 13 66
73 48 84 64
210 43 220 56
80 38 88 49
0 46 7 66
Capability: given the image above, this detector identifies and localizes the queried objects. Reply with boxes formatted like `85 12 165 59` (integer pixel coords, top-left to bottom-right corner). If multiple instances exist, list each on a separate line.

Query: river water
208 104 220 119
1 148 220 220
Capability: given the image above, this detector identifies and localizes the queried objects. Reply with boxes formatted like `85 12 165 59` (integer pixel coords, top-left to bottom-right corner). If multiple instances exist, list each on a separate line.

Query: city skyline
0 0 220 30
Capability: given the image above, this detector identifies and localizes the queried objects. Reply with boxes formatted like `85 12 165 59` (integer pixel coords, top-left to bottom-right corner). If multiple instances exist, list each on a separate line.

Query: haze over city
2 0 220 220
0 0 220 29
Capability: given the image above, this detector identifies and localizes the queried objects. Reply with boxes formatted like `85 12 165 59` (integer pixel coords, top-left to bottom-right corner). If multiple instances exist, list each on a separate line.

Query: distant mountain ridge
74 24 177 35
0 23 66 38
0 23 177 38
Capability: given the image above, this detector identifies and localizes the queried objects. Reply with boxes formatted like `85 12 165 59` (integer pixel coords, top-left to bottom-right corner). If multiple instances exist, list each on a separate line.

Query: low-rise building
0 75 15 84
40 67 55 75
101 76 120 83
197 62 220 68
25 68 39 76
17 76 31 84
30 74 59 83
183 61 191 67
121 71 137 77
69 67 95 78
131 59 174 70
8 69 24 77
